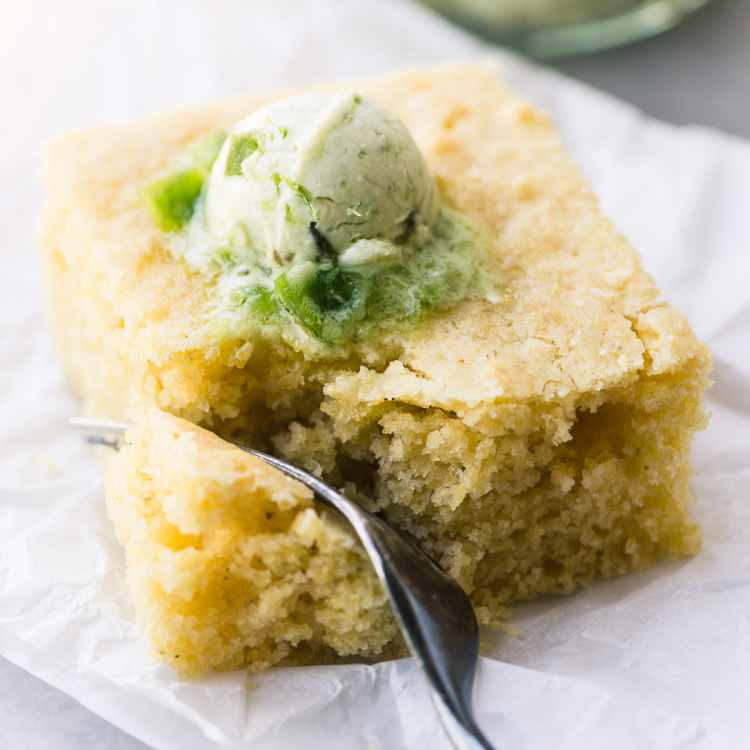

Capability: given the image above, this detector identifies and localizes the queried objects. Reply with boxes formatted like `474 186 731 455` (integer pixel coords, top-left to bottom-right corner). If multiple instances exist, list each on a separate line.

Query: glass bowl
417 0 715 57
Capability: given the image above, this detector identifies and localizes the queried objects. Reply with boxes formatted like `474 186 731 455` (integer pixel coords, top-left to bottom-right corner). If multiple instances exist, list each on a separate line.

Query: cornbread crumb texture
105 409 399 677
40 63 711 675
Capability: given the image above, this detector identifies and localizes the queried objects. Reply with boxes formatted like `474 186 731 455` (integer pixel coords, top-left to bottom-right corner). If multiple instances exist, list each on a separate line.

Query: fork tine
69 417 133 435
81 434 125 449
69 417 133 450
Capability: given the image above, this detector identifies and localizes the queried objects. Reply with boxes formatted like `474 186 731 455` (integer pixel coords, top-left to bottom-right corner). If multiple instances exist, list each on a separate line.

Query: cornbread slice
105 409 398 677
39 63 711 672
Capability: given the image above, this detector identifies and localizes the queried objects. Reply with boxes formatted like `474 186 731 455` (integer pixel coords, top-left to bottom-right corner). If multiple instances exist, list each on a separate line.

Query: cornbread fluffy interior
39 63 711 674
106 409 399 677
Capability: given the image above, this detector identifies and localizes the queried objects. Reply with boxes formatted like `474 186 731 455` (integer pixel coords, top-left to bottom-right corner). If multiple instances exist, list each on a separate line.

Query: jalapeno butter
145 90 493 345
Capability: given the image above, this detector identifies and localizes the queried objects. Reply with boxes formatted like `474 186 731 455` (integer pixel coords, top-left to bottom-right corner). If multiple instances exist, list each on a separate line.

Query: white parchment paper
2 1 749 748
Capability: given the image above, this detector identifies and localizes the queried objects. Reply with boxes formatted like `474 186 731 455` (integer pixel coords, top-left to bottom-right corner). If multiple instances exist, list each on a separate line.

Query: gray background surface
3 0 747 747
552 0 750 140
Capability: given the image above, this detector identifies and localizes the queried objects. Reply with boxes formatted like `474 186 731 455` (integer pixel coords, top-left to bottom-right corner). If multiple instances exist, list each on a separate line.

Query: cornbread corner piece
105 408 399 677
40 62 711 648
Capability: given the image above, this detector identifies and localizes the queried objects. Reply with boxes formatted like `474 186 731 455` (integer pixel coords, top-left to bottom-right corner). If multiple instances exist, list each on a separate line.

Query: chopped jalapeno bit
143 168 205 231
309 222 336 260
188 130 228 173
281 177 316 216
274 263 371 344
225 133 261 176
144 129 227 232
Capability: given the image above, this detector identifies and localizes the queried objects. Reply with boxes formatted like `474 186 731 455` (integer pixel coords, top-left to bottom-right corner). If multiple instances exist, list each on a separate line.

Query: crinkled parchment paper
1 1 749 748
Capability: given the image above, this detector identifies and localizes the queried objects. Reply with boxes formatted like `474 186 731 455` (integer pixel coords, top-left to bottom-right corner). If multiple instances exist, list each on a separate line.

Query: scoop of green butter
204 89 439 267
143 93 491 346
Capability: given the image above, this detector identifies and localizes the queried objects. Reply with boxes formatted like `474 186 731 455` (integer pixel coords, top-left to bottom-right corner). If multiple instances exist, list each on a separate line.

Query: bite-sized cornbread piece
105 409 398 677
40 63 711 654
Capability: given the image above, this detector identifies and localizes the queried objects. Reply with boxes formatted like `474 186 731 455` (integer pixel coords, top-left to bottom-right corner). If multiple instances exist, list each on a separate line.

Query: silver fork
71 416 496 750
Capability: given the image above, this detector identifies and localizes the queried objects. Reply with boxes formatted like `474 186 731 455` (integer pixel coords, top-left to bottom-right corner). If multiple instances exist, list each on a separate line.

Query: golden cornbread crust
39 63 711 674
